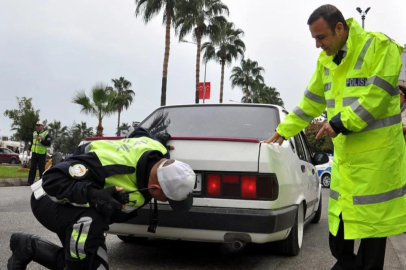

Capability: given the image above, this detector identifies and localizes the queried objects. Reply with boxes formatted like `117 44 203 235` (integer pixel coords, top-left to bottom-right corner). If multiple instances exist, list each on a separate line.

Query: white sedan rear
108 104 328 256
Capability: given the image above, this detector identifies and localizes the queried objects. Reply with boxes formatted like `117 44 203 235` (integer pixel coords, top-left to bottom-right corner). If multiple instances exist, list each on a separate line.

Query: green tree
304 117 334 154
48 120 68 152
59 121 94 154
3 97 40 150
202 21 245 103
242 82 284 106
75 121 94 139
175 0 229 103
111 77 135 136
135 0 178 106
72 84 116 137
118 122 131 136
230 58 265 103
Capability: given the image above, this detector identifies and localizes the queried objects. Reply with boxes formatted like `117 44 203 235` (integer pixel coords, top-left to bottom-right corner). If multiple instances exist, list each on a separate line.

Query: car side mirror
312 152 330 166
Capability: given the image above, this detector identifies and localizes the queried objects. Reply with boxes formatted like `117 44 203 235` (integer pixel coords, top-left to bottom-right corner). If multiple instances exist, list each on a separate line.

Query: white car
315 155 333 188
19 150 32 163
93 104 328 255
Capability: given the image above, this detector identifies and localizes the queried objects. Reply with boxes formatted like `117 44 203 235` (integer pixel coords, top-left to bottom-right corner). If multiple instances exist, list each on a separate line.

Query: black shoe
7 233 65 270
8 233 34 269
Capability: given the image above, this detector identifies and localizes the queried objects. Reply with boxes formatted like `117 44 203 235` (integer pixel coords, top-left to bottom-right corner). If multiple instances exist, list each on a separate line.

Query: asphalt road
0 187 405 270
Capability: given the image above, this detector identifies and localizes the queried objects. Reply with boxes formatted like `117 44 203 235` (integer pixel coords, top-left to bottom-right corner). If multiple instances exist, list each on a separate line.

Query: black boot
7 233 65 270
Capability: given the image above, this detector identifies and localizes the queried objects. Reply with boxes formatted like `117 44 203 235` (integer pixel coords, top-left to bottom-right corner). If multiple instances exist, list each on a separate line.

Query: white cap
36 121 44 126
157 159 195 212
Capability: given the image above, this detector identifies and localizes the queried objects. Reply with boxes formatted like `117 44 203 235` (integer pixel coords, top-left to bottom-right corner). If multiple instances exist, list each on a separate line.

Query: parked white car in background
85 104 329 256
316 155 333 188
19 150 32 164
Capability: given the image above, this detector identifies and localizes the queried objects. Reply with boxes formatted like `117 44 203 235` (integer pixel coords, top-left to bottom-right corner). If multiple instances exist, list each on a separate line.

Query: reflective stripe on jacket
277 18 406 239
32 130 49 154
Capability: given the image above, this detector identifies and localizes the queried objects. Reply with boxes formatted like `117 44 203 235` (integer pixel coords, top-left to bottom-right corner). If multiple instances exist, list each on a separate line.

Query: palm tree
135 0 178 106
48 120 68 139
230 58 265 103
72 84 116 136
265 87 284 106
75 121 94 138
48 120 68 152
242 82 284 106
175 0 229 103
118 122 131 136
111 77 135 136
202 22 245 103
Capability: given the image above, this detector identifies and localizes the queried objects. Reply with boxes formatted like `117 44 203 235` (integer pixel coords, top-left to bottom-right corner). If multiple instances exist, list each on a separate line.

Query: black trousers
31 194 110 270
330 215 387 270
28 153 46 184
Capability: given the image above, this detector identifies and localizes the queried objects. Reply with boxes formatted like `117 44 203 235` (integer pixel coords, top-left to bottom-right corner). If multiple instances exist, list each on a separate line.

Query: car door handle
301 165 306 173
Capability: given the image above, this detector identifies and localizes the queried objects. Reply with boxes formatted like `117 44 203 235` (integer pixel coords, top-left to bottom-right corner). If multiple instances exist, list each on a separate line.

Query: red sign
199 82 211 99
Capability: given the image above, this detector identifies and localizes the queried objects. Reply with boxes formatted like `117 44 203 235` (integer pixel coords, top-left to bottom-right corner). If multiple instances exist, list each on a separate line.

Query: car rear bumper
122 204 298 234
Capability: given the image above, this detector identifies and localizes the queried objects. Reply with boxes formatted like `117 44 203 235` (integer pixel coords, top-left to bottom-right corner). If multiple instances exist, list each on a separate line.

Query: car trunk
157 137 275 209
168 138 260 172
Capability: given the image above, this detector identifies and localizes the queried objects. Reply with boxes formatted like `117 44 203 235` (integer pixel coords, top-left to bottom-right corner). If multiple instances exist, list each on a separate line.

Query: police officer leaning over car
27 121 51 186
7 127 196 270
265 4 406 270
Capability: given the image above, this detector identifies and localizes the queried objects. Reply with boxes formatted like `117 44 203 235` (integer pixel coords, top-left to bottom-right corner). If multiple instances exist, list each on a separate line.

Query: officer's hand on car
263 132 285 146
87 186 126 217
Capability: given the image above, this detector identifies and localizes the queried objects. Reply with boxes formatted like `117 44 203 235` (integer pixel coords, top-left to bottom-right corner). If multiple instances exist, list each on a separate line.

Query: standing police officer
8 127 195 270
265 4 406 270
27 121 51 185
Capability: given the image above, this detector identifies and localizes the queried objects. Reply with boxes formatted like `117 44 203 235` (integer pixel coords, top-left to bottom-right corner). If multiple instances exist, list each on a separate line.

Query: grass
0 165 30 179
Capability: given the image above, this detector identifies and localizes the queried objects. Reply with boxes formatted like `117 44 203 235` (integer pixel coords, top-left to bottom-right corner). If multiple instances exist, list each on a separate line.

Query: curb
0 178 28 187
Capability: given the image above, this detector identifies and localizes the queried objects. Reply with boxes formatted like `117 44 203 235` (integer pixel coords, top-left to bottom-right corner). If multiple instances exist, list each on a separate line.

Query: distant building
0 139 22 153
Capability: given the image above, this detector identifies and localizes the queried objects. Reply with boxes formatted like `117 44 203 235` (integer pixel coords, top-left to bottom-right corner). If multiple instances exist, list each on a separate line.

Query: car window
0 148 4 153
298 132 312 162
293 135 306 161
4 148 12 154
289 139 296 153
140 105 280 140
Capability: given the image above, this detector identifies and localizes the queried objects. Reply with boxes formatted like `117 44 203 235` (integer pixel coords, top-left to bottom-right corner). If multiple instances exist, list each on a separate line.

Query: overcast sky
1 0 405 138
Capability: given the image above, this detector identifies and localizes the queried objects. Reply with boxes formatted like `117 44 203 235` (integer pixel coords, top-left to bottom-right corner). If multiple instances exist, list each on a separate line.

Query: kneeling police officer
7 127 195 270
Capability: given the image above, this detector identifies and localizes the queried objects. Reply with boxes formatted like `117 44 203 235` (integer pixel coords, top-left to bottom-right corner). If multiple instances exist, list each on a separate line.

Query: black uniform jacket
41 127 171 223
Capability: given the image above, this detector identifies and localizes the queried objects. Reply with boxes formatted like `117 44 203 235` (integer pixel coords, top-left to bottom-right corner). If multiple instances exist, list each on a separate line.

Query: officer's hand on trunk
87 186 124 217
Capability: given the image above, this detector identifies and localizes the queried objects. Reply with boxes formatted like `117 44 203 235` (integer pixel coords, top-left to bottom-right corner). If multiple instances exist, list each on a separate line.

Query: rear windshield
140 105 279 140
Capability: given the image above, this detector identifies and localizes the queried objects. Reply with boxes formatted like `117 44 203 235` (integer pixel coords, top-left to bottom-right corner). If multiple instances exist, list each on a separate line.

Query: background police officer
27 121 51 185
8 127 195 270
265 4 406 270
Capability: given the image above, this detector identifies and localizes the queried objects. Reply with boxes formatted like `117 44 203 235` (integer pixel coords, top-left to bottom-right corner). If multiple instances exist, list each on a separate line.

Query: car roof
155 103 285 110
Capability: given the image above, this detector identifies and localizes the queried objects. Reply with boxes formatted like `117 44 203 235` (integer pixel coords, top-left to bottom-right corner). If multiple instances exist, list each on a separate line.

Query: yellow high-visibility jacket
277 18 406 239
31 130 50 154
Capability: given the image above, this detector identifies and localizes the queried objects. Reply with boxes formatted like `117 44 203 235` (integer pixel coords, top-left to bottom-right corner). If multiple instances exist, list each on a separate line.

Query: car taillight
206 174 221 196
205 173 278 200
241 176 256 198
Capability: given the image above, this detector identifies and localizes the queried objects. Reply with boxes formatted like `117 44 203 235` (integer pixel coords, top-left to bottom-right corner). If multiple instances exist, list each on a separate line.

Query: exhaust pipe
222 240 246 252
223 233 251 252
231 240 246 251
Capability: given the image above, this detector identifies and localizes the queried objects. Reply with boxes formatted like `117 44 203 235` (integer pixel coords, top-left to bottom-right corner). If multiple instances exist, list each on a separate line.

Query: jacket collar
318 18 365 71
